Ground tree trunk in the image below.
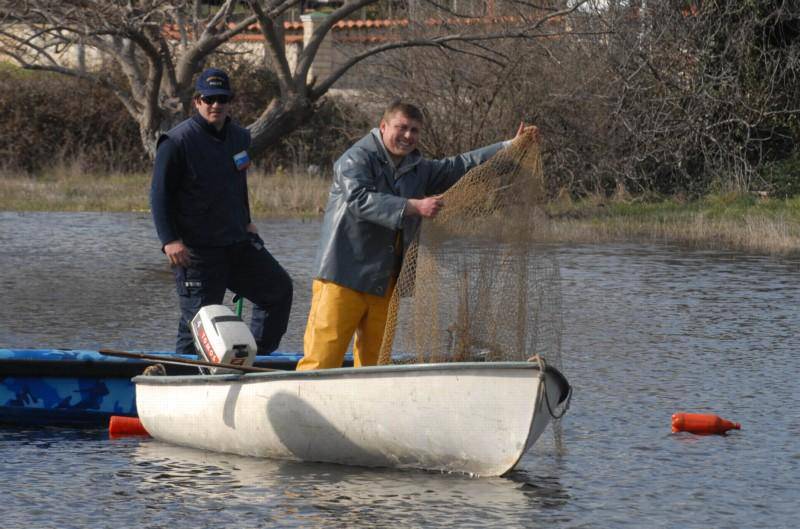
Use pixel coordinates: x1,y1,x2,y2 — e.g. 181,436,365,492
248,95,317,157
138,110,186,160
136,95,317,161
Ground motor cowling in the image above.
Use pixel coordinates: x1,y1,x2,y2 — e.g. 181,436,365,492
191,304,256,374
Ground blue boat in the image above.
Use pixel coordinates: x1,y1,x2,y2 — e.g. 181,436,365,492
0,348,315,426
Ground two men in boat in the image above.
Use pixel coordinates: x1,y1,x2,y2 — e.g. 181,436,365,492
150,68,293,356
150,67,537,366
296,100,539,370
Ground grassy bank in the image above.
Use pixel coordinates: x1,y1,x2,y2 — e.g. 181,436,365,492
544,193,800,255
2,171,799,256
0,168,331,217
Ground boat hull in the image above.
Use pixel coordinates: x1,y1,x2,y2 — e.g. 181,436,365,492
0,349,307,426
135,362,570,476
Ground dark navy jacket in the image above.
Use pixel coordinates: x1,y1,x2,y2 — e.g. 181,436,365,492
151,115,252,248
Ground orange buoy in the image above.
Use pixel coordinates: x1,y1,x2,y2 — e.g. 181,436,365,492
108,415,150,438
671,412,740,435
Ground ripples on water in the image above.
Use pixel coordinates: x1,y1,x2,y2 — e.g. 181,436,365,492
1,428,571,529
1,212,799,528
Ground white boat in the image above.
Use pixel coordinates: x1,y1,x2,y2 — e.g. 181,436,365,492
134,360,570,476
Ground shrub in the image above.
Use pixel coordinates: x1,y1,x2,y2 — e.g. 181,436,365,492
0,62,369,176
0,64,146,174
220,61,371,172
759,152,800,198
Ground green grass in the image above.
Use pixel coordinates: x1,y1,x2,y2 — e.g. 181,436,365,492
3,169,799,255
601,193,800,222
0,168,331,217
544,192,800,255
0,60,54,79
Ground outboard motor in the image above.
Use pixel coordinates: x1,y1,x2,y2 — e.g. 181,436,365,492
191,304,257,374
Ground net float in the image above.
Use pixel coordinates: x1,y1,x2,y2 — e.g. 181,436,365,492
671,412,740,435
108,415,150,437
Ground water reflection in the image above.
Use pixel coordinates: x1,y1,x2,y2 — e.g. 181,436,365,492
0,212,318,353
128,440,568,528
3,213,800,528
506,469,570,510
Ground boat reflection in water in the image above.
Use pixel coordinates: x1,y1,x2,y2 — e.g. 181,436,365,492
128,439,570,526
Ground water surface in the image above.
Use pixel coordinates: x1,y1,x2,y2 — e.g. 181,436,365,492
1,212,798,528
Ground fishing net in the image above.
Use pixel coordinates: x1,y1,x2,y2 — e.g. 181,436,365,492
377,133,563,373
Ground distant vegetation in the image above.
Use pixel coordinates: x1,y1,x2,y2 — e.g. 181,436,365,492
544,192,800,255
2,2,798,201
0,62,369,177
0,168,332,218
0,64,144,174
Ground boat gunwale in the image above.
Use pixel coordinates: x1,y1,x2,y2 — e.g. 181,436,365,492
134,361,568,393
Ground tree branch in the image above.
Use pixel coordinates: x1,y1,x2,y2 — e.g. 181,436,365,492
247,0,296,95
294,0,379,86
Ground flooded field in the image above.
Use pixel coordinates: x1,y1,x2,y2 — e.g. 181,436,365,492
1,212,798,528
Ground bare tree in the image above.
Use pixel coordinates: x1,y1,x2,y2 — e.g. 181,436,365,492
387,0,800,198
0,0,588,159
582,0,800,195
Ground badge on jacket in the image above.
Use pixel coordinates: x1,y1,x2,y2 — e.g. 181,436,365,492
233,151,250,171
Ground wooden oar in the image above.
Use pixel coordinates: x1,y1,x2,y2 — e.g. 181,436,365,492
98,348,278,373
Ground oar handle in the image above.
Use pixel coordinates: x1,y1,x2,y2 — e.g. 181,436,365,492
98,349,278,373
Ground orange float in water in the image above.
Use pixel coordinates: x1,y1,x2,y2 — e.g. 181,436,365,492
671,413,740,435
108,415,150,437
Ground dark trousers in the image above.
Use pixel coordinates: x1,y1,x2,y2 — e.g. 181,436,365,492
173,236,293,356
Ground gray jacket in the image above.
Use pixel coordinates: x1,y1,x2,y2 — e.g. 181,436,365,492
313,128,507,295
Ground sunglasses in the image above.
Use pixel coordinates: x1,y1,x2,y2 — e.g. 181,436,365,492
199,95,231,105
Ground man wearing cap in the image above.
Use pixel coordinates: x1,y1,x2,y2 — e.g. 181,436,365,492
150,68,293,356
297,100,538,370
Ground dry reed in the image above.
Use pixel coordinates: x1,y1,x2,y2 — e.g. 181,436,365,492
247,168,331,217
544,213,800,256
0,167,332,217
0,171,149,212
2,168,798,256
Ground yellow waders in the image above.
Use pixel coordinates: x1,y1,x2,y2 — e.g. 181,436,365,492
297,278,395,370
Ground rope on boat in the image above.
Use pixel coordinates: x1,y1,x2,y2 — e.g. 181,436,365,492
529,354,572,420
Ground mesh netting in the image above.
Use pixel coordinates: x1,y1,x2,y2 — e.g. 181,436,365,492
378,133,563,370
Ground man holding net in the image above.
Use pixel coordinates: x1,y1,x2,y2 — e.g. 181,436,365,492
297,100,538,370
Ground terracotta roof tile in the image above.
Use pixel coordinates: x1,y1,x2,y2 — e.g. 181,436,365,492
167,14,562,45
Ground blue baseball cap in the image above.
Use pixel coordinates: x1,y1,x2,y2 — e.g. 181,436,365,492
196,68,232,97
